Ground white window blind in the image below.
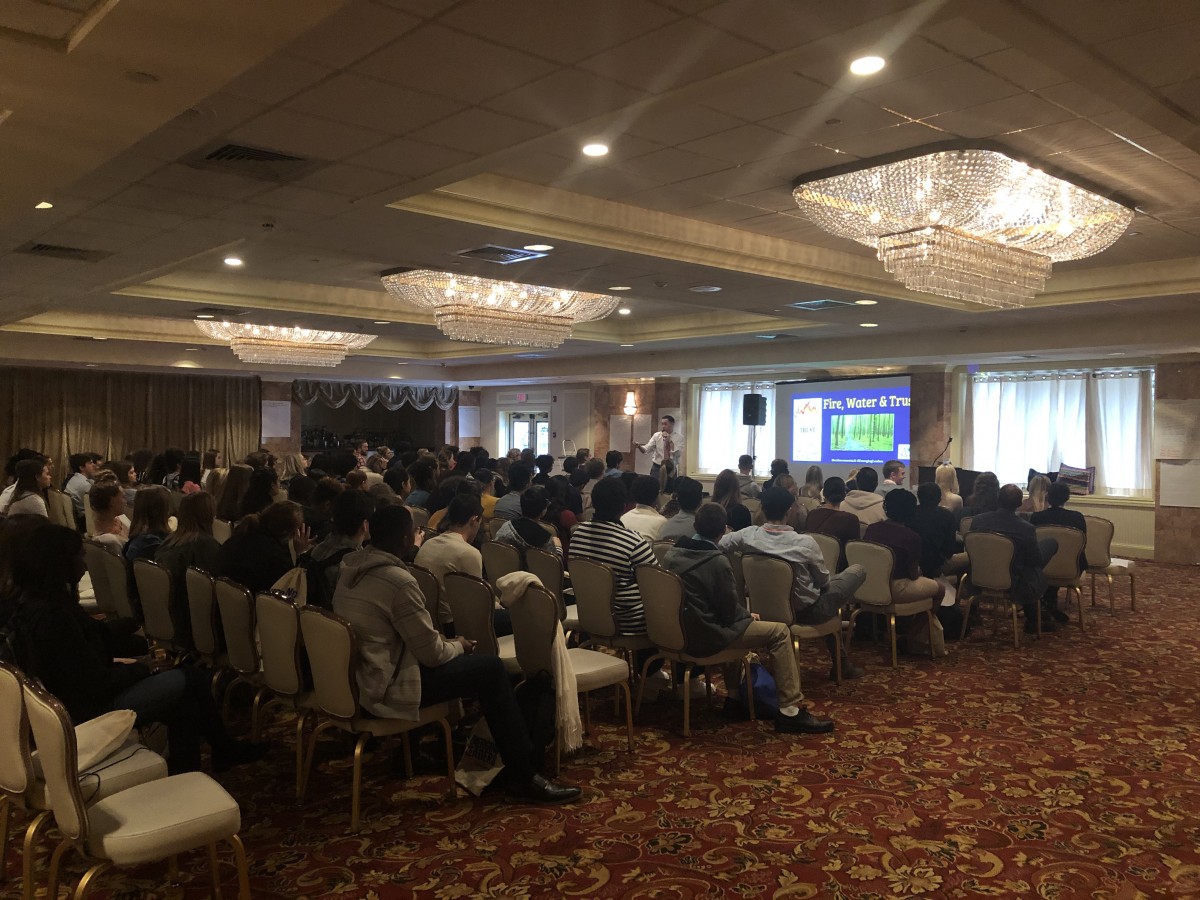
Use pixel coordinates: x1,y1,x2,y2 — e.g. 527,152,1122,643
695,383,775,477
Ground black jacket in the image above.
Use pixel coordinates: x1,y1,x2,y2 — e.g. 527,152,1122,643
663,537,751,657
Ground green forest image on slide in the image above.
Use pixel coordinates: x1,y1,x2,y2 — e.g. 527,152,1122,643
830,413,895,452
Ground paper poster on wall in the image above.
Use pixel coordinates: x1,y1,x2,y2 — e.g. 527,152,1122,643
1159,459,1200,508
458,405,480,439
1154,399,1200,459
632,413,652,474
261,400,292,439
609,415,632,451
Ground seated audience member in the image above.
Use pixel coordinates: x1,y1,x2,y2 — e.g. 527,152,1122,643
333,504,579,803
519,448,535,469
603,451,623,478
568,478,656,636
345,470,368,492
237,466,279,519
804,477,859,571
575,448,591,465
473,468,500,519
969,484,1059,633
962,471,1000,517
287,474,317,508
864,489,946,608
155,491,221,642
352,440,369,470
770,474,808,530
935,463,963,515
89,482,130,554
124,485,172,565
719,487,865,680
711,468,752,531
532,455,555,486
620,475,667,540
801,465,824,502
580,458,605,511
912,483,962,578
1019,474,1051,515
618,471,638,510
64,452,101,527
160,447,185,492
383,465,411,501
665,503,834,734
493,463,531,520
876,460,907,496
201,449,223,488
414,495,485,633
845,467,860,492
307,490,374,608
737,455,761,499
2,458,52,518
844,466,885,531
10,522,262,773
764,458,789,492
217,501,312,595
1029,481,1087,622
305,477,343,542
659,477,704,542
426,476,467,531
103,459,140,510
177,455,203,494
496,487,562,556
2,449,46,501
543,476,579,545
215,463,253,523
277,452,308,485
405,460,438,509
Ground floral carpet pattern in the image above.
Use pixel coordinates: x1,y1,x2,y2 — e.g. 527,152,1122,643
5,562,1199,898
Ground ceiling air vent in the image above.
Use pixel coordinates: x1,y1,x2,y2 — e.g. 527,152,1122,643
454,245,548,265
181,142,322,183
786,299,855,311
16,242,112,262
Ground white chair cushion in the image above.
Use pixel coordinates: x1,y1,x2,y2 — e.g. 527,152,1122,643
497,634,522,675
1108,558,1135,574
29,740,167,810
567,648,629,693
563,604,579,633
86,771,240,866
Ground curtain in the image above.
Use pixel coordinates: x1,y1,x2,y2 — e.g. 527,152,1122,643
966,369,1153,495
293,381,457,411
0,367,261,479
696,384,775,476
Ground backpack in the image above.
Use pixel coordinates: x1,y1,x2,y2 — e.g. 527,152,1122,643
305,547,355,610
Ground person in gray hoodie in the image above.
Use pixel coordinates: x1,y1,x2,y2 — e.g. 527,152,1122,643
663,502,834,735
842,465,886,532
332,503,581,805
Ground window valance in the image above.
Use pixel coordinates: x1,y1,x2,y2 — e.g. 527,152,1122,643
292,381,457,411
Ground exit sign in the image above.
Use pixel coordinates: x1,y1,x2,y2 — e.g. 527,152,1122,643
516,392,527,402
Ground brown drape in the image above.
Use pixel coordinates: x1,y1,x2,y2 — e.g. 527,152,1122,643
0,367,261,478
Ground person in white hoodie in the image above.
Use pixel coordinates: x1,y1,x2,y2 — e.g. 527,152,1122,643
842,465,886,533
332,503,581,805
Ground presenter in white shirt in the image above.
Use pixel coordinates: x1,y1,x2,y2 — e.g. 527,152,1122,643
637,415,680,479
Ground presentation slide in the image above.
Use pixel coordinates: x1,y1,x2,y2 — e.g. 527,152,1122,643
774,376,912,482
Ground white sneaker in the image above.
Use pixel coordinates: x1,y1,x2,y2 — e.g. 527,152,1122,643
675,675,709,700
641,669,670,698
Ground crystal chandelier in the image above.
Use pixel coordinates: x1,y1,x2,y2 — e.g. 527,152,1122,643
380,269,620,348
792,146,1134,308
194,321,377,367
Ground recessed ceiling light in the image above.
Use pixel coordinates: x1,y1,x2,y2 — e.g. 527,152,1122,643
608,285,632,291
185,347,200,351
34,201,53,210
389,375,404,379
195,314,215,319
223,256,243,267
756,334,778,340
92,336,108,341
618,307,631,315
84,363,97,367
849,56,886,76
373,320,390,325
854,299,878,306
1126,231,1141,236
859,322,879,328
523,243,554,252
582,143,609,157
620,343,634,347
689,285,722,293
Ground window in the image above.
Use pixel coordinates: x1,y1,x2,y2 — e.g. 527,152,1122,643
502,411,549,454
963,368,1153,495
695,383,775,476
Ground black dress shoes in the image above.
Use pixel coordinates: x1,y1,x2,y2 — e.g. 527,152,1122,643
775,708,835,734
507,774,582,805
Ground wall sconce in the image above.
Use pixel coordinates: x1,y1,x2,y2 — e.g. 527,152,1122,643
622,390,638,416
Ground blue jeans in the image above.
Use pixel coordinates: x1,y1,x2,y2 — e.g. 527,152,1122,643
113,667,232,772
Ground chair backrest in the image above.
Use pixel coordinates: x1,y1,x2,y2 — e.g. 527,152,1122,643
1037,525,1086,580
958,515,974,536
46,489,75,530
255,592,303,696
185,566,219,656
740,554,796,626
651,541,674,566
743,497,762,519
409,563,441,622
486,517,506,541
0,662,33,797
83,489,96,536
845,540,896,606
507,583,559,678
21,680,87,843
635,565,686,652
212,518,233,544
809,532,841,575
729,551,747,605
215,577,259,675
133,558,175,644
963,532,1016,592
1082,515,1114,569
419,526,438,544
523,547,564,615
409,506,430,529
83,539,135,619
568,557,618,639
298,606,358,721
481,540,522,589
443,572,499,656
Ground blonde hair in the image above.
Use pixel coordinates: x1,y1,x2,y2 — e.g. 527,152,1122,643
935,463,959,495
1026,474,1051,513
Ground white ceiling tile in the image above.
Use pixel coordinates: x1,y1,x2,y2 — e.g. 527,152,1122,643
1034,0,1200,47
620,184,713,213
484,68,649,128
821,121,947,159
1033,82,1119,118
974,48,1069,92
923,94,1076,140
228,109,390,161
702,72,844,123
625,104,746,146
372,0,462,19
1095,19,1200,87
672,165,782,200
287,72,463,134
108,183,231,218
285,2,422,69
60,174,132,203
612,147,732,183
762,96,906,141
917,15,1009,58
856,61,1025,120
407,108,550,155
755,144,857,180
293,163,409,197
679,123,798,164
346,135,474,177
222,53,332,106
549,167,661,200
140,163,274,201
79,202,194,231
1002,120,1125,158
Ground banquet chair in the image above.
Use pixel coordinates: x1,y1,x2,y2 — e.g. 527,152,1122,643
507,582,633,773
481,540,521,590
254,592,316,799
443,572,520,675
1037,525,1088,634
568,558,654,680
633,565,755,738
408,506,430,530
1082,515,1136,614
185,566,229,698
809,532,842,577
214,578,269,735
961,532,1029,648
297,607,455,831
212,518,233,544
409,563,443,623
741,553,847,684
651,541,675,566
132,559,186,660
21,679,248,900
486,517,507,541
82,539,136,620
845,540,938,666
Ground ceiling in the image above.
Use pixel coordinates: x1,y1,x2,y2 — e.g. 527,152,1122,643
2,0,1200,386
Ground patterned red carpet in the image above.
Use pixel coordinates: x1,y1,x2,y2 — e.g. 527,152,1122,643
6,562,1199,899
